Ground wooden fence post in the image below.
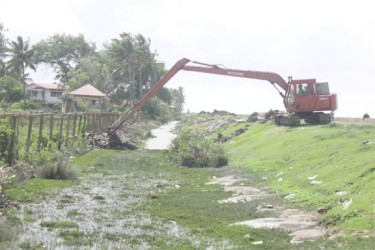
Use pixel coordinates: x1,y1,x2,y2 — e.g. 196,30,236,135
26,116,33,153
58,115,64,150
37,115,44,151
72,114,77,136
82,114,87,139
65,114,70,147
7,116,17,166
99,113,105,131
78,115,82,138
49,115,54,141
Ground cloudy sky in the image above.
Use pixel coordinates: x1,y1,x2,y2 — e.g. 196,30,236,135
1,0,374,117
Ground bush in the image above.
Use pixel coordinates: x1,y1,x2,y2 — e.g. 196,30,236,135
37,153,78,180
142,97,172,123
166,130,228,168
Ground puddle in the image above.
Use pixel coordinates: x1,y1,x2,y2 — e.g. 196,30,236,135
206,175,327,244
144,121,179,150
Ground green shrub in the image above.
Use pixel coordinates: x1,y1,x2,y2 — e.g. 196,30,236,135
166,130,228,168
22,100,44,110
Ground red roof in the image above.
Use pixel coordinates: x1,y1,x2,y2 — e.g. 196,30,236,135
31,83,68,90
69,84,106,97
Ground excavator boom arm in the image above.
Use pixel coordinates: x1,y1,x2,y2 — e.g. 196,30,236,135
183,64,288,91
108,58,288,133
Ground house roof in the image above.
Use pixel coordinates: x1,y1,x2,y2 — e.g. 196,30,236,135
68,84,106,97
29,83,68,91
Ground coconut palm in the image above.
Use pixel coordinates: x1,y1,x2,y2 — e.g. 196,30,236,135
7,36,36,109
106,33,163,102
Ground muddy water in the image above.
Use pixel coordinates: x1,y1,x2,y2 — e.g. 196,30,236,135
144,121,178,150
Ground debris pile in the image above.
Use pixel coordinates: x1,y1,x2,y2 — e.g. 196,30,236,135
88,130,138,150
215,128,247,143
199,109,236,116
109,130,138,150
88,132,110,148
88,120,156,150
205,120,233,134
247,109,280,123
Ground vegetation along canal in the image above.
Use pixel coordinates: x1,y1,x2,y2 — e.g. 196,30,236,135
1,117,374,249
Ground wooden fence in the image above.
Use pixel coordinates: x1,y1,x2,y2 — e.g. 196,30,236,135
0,112,119,166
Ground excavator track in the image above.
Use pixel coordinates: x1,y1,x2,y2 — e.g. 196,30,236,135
304,112,332,125
274,114,300,126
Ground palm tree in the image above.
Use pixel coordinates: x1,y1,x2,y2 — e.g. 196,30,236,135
107,33,163,103
7,36,36,109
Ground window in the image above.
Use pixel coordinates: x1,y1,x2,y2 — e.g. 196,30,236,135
297,83,308,96
31,90,38,97
51,91,62,97
316,82,330,95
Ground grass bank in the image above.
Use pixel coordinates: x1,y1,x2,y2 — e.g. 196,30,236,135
225,122,374,234
179,113,375,236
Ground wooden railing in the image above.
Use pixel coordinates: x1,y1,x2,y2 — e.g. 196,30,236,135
0,112,119,166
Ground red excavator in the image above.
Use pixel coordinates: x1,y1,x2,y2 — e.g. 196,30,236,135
109,58,337,133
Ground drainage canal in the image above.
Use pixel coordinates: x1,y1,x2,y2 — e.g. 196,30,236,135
144,121,179,150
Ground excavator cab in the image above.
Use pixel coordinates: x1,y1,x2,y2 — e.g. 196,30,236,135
283,78,337,124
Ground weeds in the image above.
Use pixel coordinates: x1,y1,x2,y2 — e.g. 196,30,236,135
37,153,78,180
166,130,228,168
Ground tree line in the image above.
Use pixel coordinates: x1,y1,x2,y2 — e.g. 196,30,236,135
0,22,184,121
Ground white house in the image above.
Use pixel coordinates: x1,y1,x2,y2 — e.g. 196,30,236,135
26,83,68,104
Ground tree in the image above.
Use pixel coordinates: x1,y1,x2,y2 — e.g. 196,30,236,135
0,23,7,78
171,86,185,115
33,33,96,83
7,36,36,109
69,53,114,94
0,76,23,103
7,36,36,81
105,33,165,103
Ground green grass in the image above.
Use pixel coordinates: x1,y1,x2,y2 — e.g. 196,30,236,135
40,221,79,229
147,166,292,249
214,122,375,233
6,178,77,203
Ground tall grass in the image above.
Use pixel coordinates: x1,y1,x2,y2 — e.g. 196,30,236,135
37,152,78,180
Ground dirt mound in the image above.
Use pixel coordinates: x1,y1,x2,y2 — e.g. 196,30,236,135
199,110,236,116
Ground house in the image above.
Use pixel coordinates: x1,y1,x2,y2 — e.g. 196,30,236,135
26,83,68,104
62,84,106,113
